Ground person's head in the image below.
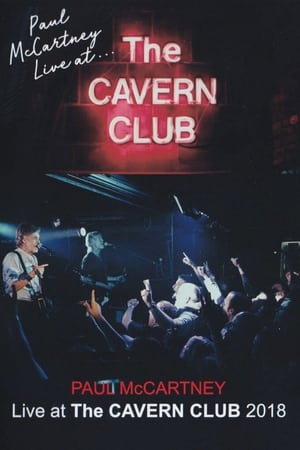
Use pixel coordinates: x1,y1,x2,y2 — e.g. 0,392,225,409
180,335,215,360
147,300,178,327
16,223,41,254
271,282,288,302
179,336,218,378
174,282,202,310
85,231,105,253
128,336,163,363
223,290,251,321
172,274,193,294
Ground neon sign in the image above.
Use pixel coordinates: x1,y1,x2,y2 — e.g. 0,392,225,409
87,35,217,146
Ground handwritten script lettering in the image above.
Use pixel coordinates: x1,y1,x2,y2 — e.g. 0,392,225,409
9,8,103,80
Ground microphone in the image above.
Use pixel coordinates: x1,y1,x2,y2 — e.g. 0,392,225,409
104,242,115,248
38,244,53,255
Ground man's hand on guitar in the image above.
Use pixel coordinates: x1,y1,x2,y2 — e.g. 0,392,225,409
108,272,127,285
33,263,49,279
117,273,127,283
80,275,113,291
80,275,94,286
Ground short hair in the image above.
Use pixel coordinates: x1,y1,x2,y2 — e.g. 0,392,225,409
85,231,102,249
227,291,251,314
177,273,193,283
175,282,202,308
179,282,201,300
16,223,40,247
272,282,288,296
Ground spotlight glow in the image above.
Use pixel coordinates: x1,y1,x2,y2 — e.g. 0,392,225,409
79,227,87,237
0,223,18,240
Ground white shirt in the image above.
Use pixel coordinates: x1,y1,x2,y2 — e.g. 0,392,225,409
2,248,42,301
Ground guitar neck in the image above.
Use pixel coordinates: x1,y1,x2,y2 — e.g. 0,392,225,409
93,280,112,291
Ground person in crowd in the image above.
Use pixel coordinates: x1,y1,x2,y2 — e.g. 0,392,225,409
182,252,224,305
229,256,257,299
229,256,287,330
179,335,220,378
216,290,261,385
271,280,292,306
142,281,202,331
139,280,214,358
284,269,300,300
122,297,177,342
179,283,259,382
82,289,178,349
171,273,194,299
81,289,174,378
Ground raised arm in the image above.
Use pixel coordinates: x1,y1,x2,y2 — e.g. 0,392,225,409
2,252,48,296
140,280,176,330
182,253,224,305
121,298,139,330
83,290,127,351
230,257,256,298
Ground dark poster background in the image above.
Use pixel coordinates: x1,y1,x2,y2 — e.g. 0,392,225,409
0,1,300,450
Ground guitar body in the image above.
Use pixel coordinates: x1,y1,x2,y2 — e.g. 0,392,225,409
80,275,113,291
68,253,127,306
34,295,53,320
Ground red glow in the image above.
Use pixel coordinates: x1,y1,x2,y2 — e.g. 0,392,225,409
121,36,181,63
88,76,217,106
60,18,226,172
289,114,299,125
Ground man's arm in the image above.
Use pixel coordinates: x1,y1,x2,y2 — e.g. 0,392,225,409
140,288,176,330
2,253,47,295
230,257,256,298
182,253,224,305
121,298,139,330
82,290,127,351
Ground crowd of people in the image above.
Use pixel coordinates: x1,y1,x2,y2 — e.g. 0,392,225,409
1,222,299,399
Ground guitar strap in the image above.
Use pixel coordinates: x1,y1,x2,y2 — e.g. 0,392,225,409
13,250,48,317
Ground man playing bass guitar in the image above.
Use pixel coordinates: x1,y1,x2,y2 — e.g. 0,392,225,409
80,231,126,306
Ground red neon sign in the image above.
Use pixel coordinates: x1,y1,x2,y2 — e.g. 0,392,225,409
85,35,217,147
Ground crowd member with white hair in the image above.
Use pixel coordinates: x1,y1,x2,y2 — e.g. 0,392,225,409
140,280,212,357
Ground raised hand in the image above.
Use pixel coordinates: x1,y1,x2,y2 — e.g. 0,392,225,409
140,288,152,308
196,266,206,278
127,298,139,308
83,289,102,320
230,257,240,268
182,252,196,268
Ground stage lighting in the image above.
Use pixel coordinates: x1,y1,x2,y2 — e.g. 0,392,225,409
188,208,203,220
0,222,18,240
51,217,62,228
173,194,208,220
173,195,185,214
79,227,87,237
46,173,153,210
